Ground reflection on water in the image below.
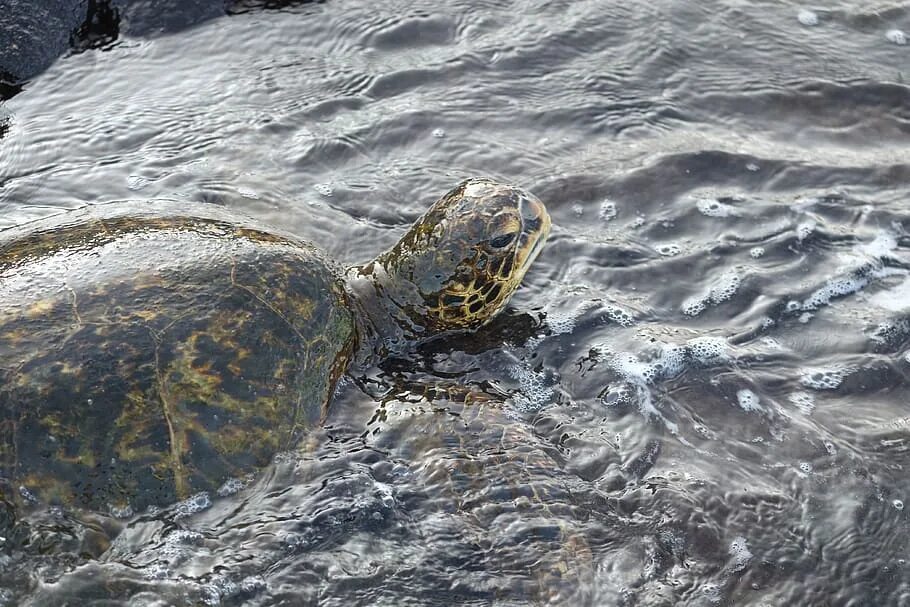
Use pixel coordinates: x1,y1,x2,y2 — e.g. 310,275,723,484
1,0,910,605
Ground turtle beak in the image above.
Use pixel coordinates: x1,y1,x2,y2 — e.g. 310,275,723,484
516,194,551,273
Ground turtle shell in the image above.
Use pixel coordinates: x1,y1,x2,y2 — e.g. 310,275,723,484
0,202,356,513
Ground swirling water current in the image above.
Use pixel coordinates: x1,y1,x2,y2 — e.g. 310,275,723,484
1,1,910,605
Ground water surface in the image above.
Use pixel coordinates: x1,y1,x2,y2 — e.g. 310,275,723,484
1,1,910,605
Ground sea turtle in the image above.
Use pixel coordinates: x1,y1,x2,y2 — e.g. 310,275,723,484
0,178,551,520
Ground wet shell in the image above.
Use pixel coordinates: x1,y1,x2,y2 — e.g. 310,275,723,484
0,202,356,512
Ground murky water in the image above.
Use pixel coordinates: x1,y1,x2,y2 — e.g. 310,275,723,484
1,1,910,605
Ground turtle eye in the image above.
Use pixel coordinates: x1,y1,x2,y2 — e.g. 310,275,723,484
489,232,518,249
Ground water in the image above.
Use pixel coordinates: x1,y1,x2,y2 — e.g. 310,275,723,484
1,1,910,605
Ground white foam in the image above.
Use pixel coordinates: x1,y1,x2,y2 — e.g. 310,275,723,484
735,389,762,412
746,163,760,172
749,247,765,258
728,537,752,572
173,492,213,518
599,200,618,220
886,29,907,45
788,391,815,415
802,276,869,310
657,243,681,257
217,477,249,497
800,367,850,391
797,9,819,26
571,203,584,216
432,128,446,138
507,362,555,412
688,336,729,364
109,503,135,518
606,305,635,327
796,221,816,242
905,352,910,364
695,197,738,217
683,269,743,316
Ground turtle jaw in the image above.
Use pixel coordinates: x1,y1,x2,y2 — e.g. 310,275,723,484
515,195,551,277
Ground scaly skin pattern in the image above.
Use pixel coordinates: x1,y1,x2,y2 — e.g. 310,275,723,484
0,210,355,512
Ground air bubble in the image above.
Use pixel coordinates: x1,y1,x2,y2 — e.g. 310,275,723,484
314,183,333,197
688,336,728,364
109,503,134,518
749,247,765,258
736,389,762,412
886,29,907,45
800,367,849,391
894,499,905,511
797,9,819,26
174,491,213,518
824,441,836,456
599,200,617,220
695,197,737,217
657,244,681,257
799,462,812,473
217,477,248,497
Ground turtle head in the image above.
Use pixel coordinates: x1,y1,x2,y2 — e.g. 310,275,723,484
369,178,550,336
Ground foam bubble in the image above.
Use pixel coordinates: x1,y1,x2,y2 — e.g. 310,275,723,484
797,9,819,26
599,200,618,220
606,305,635,327
683,269,743,316
788,391,815,415
729,537,752,572
571,203,584,216
799,462,813,474
749,247,765,258
746,162,760,172
824,441,836,456
894,499,905,511
314,183,333,197
688,336,728,364
217,477,249,498
886,29,907,46
657,243,681,257
800,367,850,391
696,197,738,217
432,128,446,137
802,276,868,310
736,389,762,412
109,503,134,518
796,221,816,242
507,362,555,412
174,492,213,518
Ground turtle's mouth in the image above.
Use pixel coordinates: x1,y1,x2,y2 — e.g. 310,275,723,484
515,196,551,275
